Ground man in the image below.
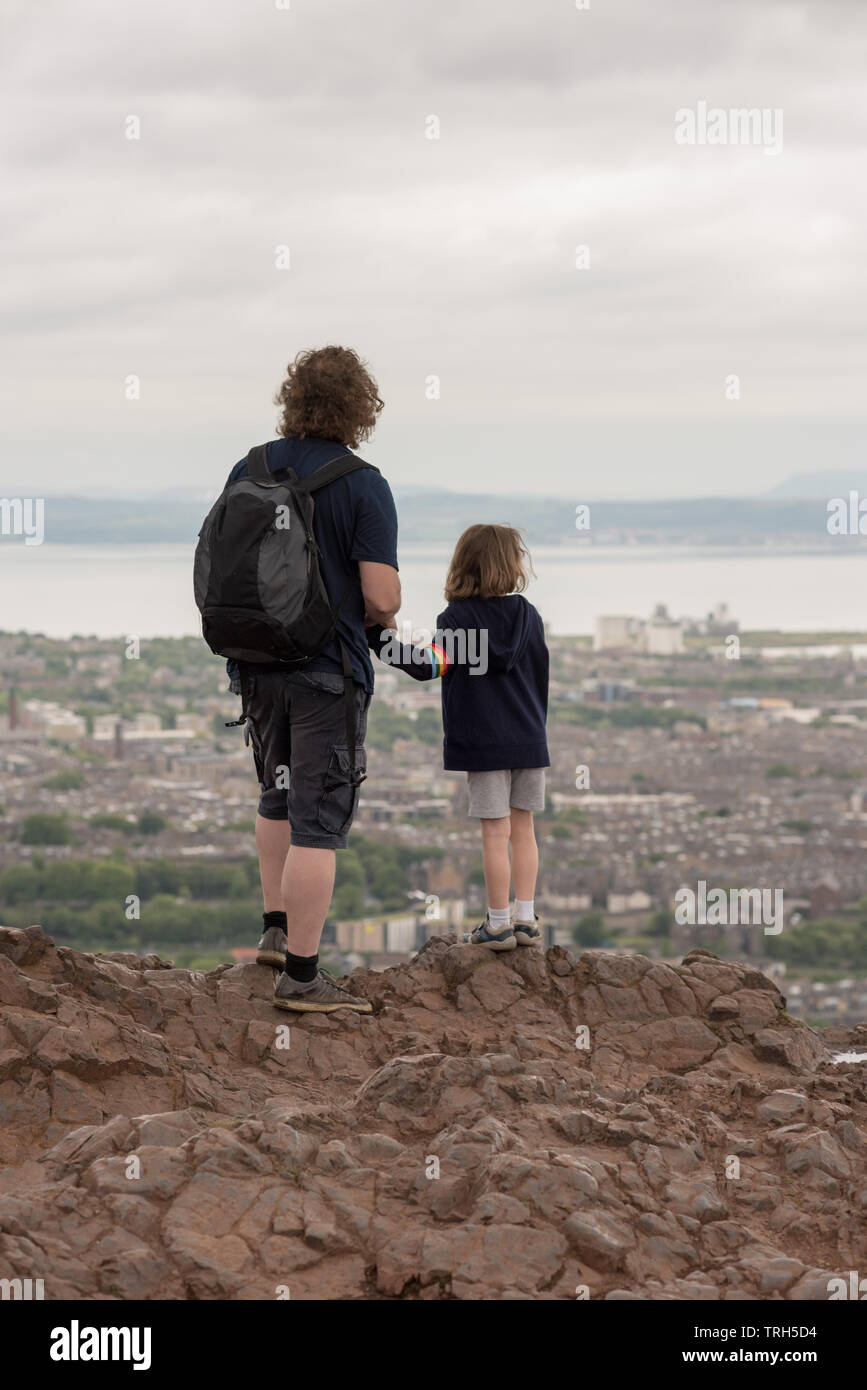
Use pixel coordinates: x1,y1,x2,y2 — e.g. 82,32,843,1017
225,346,400,1013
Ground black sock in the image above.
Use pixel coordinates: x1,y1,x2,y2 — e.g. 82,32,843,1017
263,910,287,932
284,950,318,983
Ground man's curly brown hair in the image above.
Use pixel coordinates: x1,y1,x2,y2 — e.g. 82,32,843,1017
274,345,383,448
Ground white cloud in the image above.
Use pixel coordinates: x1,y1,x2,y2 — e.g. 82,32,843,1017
1,0,864,497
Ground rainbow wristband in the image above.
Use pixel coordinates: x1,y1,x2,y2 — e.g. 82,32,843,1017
422,642,449,678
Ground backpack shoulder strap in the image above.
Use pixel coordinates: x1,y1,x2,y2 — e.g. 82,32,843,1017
246,443,271,482
299,454,381,494
338,639,366,789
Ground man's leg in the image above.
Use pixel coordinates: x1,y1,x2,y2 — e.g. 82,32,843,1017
256,814,291,912
244,673,294,966
273,673,372,1012
281,845,336,957
257,805,336,957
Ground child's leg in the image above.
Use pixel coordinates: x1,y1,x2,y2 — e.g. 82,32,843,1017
509,807,538,909
466,773,517,949
480,815,512,913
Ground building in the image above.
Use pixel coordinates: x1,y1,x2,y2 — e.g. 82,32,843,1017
20,701,87,741
334,913,419,954
595,616,643,651
595,606,685,655
645,615,685,655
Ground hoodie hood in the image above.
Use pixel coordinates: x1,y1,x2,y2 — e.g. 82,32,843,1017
438,594,536,675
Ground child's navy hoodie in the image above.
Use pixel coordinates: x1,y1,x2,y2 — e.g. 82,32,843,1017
370,593,550,773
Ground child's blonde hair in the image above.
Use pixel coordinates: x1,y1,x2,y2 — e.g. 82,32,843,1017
444,524,533,602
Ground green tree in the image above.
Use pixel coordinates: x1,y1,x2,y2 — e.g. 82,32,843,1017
0,864,41,905
646,909,673,938
90,813,135,835
42,770,85,791
366,705,417,751
572,911,606,947
137,859,184,897
18,813,71,846
43,860,94,901
90,862,136,902
414,707,443,746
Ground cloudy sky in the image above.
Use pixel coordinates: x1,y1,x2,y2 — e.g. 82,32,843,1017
3,0,864,498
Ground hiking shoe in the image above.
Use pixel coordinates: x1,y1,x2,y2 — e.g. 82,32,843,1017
273,968,373,1014
256,925,289,967
512,912,542,947
466,917,517,952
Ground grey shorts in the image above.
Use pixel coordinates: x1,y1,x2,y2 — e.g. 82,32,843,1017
243,667,370,850
466,767,546,819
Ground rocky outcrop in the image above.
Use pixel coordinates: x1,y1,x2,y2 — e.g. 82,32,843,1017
0,926,865,1300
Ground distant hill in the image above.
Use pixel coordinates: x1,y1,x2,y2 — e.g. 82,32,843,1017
765,472,867,499
0,488,844,546
391,491,834,546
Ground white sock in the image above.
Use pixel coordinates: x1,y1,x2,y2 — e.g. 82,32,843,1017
487,906,511,932
515,899,534,923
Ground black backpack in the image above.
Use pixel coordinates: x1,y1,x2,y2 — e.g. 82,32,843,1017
194,441,380,783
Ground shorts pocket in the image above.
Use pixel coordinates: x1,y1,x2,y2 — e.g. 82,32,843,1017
317,746,366,836
294,670,346,696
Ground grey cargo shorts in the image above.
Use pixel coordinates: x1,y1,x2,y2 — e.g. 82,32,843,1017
242,667,370,849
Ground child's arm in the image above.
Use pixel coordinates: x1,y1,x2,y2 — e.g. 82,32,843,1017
366,624,449,682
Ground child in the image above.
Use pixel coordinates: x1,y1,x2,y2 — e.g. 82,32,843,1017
368,523,549,951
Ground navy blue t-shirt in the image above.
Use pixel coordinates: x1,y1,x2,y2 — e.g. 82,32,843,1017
225,436,398,692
